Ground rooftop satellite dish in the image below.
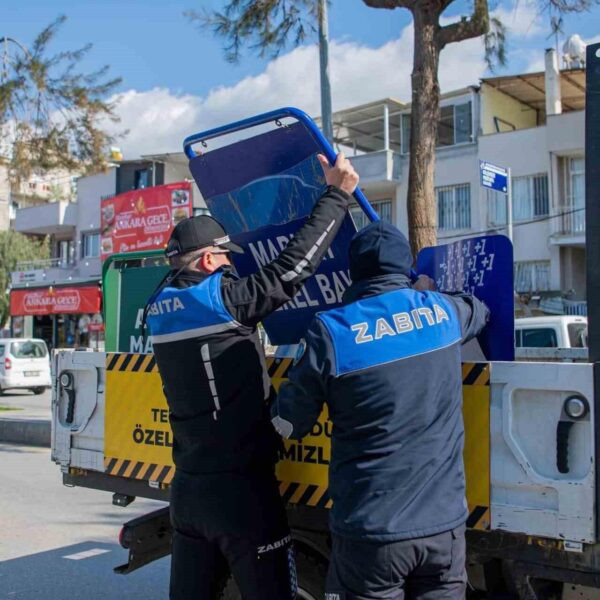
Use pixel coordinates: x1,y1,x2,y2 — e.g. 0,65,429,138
563,34,586,69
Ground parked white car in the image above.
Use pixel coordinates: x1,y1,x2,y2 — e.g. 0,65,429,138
0,338,52,395
515,315,588,348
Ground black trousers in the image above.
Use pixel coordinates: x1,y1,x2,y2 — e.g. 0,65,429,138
326,525,467,600
169,467,297,599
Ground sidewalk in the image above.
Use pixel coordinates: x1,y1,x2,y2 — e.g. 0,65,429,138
0,390,51,447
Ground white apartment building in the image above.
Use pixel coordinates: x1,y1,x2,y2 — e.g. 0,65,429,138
333,49,587,313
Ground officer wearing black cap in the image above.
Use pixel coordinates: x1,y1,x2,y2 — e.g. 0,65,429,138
145,153,359,599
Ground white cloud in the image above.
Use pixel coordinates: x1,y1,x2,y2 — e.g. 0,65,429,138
111,29,488,158
114,1,565,158
491,1,545,37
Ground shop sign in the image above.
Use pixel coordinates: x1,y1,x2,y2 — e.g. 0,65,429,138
100,182,192,259
10,286,101,316
11,269,46,285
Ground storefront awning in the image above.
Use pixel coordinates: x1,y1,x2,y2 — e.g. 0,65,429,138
10,285,101,317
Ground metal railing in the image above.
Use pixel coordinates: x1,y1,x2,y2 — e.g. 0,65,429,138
554,202,586,235
15,257,75,271
563,300,588,316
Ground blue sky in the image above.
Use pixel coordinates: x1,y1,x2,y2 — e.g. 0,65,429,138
4,0,599,156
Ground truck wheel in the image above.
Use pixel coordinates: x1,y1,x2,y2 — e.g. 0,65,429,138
218,547,327,600
31,387,47,395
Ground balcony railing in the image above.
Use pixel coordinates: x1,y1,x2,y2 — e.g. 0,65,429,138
555,202,585,236
563,299,588,316
15,257,75,271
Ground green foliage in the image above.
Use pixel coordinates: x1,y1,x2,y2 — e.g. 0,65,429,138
0,231,49,328
0,16,122,185
186,0,320,63
484,17,507,71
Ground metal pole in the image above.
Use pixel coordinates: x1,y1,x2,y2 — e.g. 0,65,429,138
383,103,390,151
507,167,513,243
318,0,333,144
585,43,600,362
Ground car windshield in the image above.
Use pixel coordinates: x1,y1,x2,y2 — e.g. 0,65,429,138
520,328,558,348
10,341,48,358
568,323,588,348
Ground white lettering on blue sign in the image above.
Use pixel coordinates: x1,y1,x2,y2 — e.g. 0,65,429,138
480,160,508,193
350,303,450,345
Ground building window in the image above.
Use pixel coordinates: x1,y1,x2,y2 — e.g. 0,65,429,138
82,232,100,258
567,157,585,208
487,189,507,227
134,169,150,189
58,239,75,267
350,200,393,230
488,174,549,225
400,114,411,154
436,184,471,230
514,260,551,293
401,101,472,154
513,174,549,221
559,156,585,234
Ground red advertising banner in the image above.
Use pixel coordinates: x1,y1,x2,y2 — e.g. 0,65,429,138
100,182,192,259
10,286,101,316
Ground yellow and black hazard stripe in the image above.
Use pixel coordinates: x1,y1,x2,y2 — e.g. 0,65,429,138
279,481,332,509
466,505,490,530
461,362,490,386
277,480,489,527
267,357,490,386
106,352,158,373
104,457,174,485
266,357,293,380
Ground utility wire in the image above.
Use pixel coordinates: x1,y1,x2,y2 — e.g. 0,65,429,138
437,206,586,241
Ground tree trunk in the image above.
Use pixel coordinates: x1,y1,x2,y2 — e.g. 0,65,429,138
406,4,441,258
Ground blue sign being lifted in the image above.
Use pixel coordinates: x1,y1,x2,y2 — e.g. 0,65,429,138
184,108,377,346
480,160,508,193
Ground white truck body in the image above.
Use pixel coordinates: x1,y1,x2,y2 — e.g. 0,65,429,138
51,349,597,546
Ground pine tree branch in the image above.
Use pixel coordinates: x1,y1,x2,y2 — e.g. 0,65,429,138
362,0,417,9
436,0,489,47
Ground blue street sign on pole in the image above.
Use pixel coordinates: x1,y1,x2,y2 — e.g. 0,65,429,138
480,160,509,193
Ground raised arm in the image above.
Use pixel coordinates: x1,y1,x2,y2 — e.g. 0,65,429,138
222,154,359,326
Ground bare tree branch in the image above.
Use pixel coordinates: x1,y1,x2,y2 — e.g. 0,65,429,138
436,0,489,47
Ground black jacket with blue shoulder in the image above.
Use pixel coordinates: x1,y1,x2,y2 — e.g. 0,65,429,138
271,222,489,541
146,186,351,475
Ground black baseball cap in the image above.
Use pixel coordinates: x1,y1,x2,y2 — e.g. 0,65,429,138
165,215,244,258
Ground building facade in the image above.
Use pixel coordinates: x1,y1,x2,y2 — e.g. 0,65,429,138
332,49,587,313
9,154,207,348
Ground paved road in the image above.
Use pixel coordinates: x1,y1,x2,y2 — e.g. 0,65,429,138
0,443,170,599
0,389,51,420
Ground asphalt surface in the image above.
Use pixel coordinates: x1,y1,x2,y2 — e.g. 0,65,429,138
0,443,170,599
0,388,51,420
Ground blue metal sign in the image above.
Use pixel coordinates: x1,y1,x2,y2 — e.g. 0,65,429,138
480,160,508,193
185,109,372,345
416,234,514,361
232,216,355,343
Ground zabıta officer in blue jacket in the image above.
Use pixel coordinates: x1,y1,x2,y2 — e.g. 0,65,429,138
271,221,489,599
